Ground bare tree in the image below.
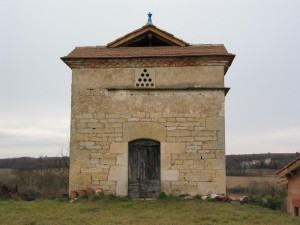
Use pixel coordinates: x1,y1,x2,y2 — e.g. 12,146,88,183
55,147,70,193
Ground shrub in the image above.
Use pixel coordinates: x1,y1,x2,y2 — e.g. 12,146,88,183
158,192,181,200
248,186,287,211
158,192,168,199
193,195,202,200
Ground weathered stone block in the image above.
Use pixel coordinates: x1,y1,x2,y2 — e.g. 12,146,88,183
161,143,185,154
127,118,139,122
161,170,179,181
178,153,199,160
216,150,225,159
161,181,171,194
87,123,104,128
214,169,225,182
81,167,106,173
183,160,194,165
202,141,224,150
176,137,194,142
206,117,224,130
201,153,216,159
171,181,188,186
89,159,99,164
92,174,108,180
77,113,94,119
79,142,94,146
95,164,110,169
110,142,128,153
197,181,225,195
90,153,103,159
103,127,115,133
161,153,171,170
85,145,102,150
116,180,128,196
116,153,128,166
105,123,123,128
106,114,121,119
168,130,190,137
204,159,225,170
70,164,82,174
171,164,189,170
92,180,100,185
191,130,217,137
185,172,212,182
189,164,204,170
108,166,128,181
104,153,118,159
100,158,116,165
150,113,162,118
107,118,126,123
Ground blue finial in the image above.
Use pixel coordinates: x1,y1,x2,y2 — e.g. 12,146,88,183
147,12,152,24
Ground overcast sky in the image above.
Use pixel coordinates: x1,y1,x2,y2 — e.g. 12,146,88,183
1,0,300,158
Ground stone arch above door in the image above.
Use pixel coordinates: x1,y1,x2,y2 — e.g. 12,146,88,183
123,122,166,142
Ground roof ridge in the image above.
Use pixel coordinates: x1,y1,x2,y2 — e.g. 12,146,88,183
73,44,225,49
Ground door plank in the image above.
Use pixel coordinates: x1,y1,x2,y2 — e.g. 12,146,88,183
128,139,160,198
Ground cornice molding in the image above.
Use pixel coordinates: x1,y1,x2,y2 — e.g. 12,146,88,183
63,56,233,71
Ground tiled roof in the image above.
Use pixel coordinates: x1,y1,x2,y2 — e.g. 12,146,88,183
276,157,300,178
61,45,234,59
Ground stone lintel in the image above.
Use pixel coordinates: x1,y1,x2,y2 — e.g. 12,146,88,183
123,122,166,142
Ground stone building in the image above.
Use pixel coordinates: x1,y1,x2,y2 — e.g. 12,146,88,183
277,158,300,216
61,18,235,198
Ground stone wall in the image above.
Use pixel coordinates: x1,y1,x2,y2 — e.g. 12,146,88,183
69,64,226,196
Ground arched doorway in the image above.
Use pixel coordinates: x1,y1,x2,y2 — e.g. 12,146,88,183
128,139,160,198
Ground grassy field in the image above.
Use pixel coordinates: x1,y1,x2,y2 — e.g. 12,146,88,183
0,198,299,225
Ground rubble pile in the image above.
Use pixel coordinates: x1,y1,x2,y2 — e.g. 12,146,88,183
202,193,248,204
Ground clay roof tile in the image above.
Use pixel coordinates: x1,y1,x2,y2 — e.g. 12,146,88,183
62,45,233,59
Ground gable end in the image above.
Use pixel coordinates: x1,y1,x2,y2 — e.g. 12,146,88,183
107,24,189,47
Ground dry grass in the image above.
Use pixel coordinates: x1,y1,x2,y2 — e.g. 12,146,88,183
227,176,278,189
0,198,299,225
0,169,15,182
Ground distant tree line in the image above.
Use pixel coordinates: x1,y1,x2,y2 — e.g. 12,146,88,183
226,153,299,176
0,156,69,170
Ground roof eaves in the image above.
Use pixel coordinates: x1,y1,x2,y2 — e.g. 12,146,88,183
61,53,234,60
276,158,300,178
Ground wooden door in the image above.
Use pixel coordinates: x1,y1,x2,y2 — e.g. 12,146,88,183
128,139,160,198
